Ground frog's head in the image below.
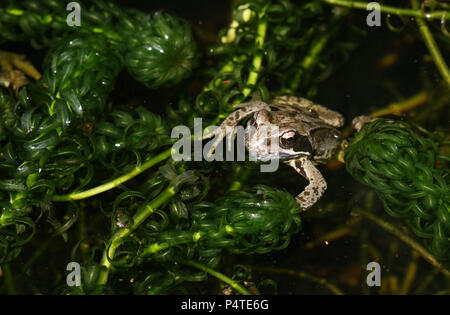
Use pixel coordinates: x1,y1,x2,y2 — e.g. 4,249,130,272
244,109,313,160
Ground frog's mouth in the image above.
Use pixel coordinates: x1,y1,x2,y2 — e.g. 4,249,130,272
278,152,307,159
247,151,304,161
247,152,282,162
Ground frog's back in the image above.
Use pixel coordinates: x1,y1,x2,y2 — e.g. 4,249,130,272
269,96,344,128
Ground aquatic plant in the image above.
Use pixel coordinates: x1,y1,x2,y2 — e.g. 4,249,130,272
345,119,450,261
0,0,449,295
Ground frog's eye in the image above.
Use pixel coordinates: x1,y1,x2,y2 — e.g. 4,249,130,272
280,131,297,147
280,130,312,153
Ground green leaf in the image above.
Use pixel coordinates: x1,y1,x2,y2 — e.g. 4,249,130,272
0,179,26,191
54,98,71,127
61,89,83,116
20,106,39,134
96,122,122,138
26,131,60,151
92,135,111,158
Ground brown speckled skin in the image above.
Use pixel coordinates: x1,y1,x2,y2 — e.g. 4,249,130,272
203,96,345,210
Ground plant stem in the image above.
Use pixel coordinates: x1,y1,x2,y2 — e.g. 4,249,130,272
411,0,450,88
97,185,176,286
324,0,450,86
322,0,450,20
289,32,333,92
248,265,344,295
414,268,439,294
369,91,427,117
360,227,370,295
52,148,173,201
353,208,450,278
52,109,235,202
240,5,268,100
303,216,361,249
399,251,419,294
140,239,194,256
184,260,251,295
227,165,255,192
342,91,427,137
203,61,235,92
0,264,16,294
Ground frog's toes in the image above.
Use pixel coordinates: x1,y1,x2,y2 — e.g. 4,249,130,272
352,115,377,132
202,127,227,158
0,69,28,92
0,50,41,92
204,137,222,158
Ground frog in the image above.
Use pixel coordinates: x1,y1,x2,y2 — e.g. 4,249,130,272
0,50,41,92
202,95,352,210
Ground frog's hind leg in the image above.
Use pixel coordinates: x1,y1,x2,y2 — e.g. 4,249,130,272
288,158,327,211
272,96,344,128
202,101,270,158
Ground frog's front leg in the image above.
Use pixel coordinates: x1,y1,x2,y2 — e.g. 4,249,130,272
202,101,270,157
287,158,327,210
352,115,377,132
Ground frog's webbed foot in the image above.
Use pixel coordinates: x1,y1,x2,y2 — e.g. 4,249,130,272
0,51,41,92
272,96,344,128
202,101,270,158
351,115,377,132
288,158,327,211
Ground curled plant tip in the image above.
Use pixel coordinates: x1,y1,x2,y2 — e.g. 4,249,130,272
172,171,199,190
441,12,450,37
159,164,199,191
123,11,198,89
158,164,178,182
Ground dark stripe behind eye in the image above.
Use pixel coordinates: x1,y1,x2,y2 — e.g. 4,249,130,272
293,134,313,154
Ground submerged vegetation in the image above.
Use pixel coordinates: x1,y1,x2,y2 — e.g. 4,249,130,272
0,0,449,294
